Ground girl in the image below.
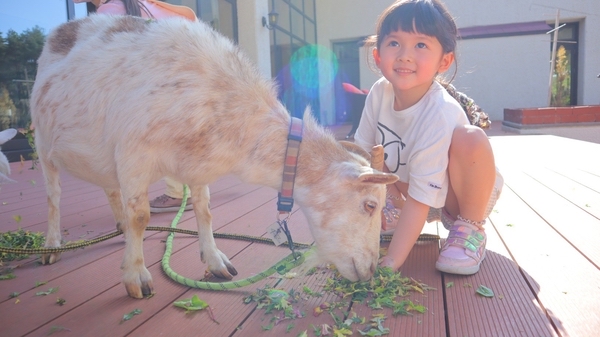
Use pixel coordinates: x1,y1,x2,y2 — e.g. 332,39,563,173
354,0,503,275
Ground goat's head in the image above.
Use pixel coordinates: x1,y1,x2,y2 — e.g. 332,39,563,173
295,136,397,281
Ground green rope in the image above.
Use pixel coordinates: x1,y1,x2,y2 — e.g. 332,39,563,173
159,185,311,290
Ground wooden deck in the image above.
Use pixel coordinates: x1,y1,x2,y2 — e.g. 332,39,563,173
1,125,599,337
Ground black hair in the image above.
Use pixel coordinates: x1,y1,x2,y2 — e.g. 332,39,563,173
366,0,458,80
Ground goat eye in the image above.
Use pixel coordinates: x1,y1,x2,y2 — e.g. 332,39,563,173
364,201,377,215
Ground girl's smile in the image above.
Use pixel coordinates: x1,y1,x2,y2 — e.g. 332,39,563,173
373,29,454,110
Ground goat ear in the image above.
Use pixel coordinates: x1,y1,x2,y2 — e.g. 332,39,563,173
339,141,371,161
358,171,398,185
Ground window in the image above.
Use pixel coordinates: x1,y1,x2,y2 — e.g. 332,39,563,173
550,22,578,106
268,0,318,120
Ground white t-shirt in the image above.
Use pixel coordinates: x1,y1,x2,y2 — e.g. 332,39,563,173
354,78,469,208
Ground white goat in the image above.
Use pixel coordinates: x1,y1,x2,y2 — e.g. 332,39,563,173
0,128,17,184
31,15,398,298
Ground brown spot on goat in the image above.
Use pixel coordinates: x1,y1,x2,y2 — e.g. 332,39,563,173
106,16,149,36
47,20,82,55
34,80,54,113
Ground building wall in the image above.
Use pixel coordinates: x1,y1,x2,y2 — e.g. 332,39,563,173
236,0,272,79
315,0,600,122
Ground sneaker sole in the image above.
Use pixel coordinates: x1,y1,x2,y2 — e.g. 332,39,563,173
150,205,193,213
435,250,486,275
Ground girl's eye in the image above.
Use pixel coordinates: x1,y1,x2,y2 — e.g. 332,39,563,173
388,41,399,47
416,42,427,49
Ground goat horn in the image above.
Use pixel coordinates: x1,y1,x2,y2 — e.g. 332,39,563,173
370,145,384,171
339,140,371,161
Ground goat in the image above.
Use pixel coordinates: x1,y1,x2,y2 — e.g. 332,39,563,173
31,15,398,298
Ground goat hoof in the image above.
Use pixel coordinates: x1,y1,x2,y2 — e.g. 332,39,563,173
227,264,238,277
123,266,154,298
210,263,238,280
125,280,154,299
41,253,61,265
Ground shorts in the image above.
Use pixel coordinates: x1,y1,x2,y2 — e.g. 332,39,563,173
427,168,504,229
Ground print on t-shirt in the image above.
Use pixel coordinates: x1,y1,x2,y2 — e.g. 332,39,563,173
377,122,406,173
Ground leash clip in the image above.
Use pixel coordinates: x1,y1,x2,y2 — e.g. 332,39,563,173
276,217,297,258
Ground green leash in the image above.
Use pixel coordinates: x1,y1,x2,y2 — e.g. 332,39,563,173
160,185,311,290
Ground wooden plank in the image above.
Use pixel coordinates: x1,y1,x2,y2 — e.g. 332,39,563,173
524,167,600,219
490,179,600,337
489,135,600,172
547,166,600,194
443,218,557,337
504,169,600,268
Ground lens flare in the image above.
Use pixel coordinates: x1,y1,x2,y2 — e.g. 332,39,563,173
289,45,339,98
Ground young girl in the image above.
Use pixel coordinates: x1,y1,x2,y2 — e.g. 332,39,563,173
354,0,503,275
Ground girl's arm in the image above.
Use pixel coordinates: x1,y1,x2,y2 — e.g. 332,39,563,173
380,194,429,270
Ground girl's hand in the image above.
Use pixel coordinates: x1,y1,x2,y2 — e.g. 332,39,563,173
379,256,395,269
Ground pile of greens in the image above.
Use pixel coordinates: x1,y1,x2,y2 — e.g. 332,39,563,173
0,228,45,262
324,266,431,316
244,266,434,336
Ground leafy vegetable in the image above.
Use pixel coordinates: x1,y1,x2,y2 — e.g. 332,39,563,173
0,273,16,280
174,294,209,312
0,228,45,262
47,326,71,335
35,287,59,296
302,285,322,297
120,308,142,323
246,266,431,335
359,315,390,336
476,285,494,298
324,267,431,316
173,294,219,323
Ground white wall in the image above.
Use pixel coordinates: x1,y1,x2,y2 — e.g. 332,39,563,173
237,0,271,79
315,0,600,123
454,35,550,114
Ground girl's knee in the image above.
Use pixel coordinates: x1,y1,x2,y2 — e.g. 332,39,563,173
450,125,491,158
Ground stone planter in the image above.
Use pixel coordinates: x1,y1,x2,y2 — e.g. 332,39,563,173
503,105,600,128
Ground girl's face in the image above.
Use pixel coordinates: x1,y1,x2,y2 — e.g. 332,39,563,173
373,29,454,106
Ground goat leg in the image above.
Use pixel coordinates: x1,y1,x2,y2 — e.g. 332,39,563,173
192,185,238,279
